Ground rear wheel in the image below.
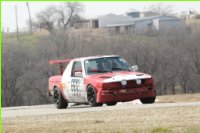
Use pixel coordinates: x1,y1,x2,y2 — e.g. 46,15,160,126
106,102,117,106
54,87,68,109
87,85,103,107
140,97,156,104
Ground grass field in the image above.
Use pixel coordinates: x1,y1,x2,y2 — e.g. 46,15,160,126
157,93,200,103
2,93,200,133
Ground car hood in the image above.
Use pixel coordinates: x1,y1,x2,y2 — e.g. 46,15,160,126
87,71,151,83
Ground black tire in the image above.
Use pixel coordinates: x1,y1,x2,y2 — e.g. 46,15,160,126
54,87,68,109
106,102,117,106
140,97,156,104
87,85,103,107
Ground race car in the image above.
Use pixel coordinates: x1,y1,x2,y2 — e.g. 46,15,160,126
48,55,156,109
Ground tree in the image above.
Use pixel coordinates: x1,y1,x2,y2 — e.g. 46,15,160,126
36,6,57,33
35,2,83,33
56,2,83,30
2,42,31,106
149,3,173,16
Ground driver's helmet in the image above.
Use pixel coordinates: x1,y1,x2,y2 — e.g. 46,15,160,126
97,61,103,71
102,59,112,70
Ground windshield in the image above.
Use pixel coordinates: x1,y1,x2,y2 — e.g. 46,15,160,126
84,57,132,75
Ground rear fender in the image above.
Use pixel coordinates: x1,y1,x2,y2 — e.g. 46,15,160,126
53,85,68,101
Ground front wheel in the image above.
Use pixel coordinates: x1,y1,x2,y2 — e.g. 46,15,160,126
87,85,103,107
54,87,68,109
140,97,156,104
106,102,117,106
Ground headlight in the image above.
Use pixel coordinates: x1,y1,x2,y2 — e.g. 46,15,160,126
136,79,142,85
121,80,127,86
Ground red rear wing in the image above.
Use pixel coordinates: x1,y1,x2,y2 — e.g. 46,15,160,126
49,59,71,65
49,59,71,75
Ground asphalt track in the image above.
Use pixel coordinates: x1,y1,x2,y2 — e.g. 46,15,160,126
2,100,200,118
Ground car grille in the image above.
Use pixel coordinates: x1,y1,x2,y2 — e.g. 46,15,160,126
103,78,152,90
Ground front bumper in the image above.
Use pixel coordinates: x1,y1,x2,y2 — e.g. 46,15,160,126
97,87,156,103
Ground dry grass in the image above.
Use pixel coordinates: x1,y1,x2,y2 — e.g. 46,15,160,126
2,94,200,133
2,106,200,133
157,93,200,103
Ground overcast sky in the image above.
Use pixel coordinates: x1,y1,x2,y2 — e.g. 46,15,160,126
2,2,200,32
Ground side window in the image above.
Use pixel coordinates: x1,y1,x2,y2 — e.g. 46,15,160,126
71,61,82,77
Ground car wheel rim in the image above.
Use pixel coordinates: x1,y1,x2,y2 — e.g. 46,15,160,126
87,88,96,103
54,89,59,105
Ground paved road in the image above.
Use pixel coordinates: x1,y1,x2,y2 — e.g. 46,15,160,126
2,100,200,118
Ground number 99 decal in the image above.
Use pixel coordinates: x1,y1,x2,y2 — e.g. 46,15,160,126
71,79,81,95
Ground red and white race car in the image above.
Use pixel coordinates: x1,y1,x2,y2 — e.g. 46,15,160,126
48,55,156,109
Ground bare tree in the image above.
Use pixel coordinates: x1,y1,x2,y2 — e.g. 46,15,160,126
149,3,173,16
56,2,83,31
36,6,57,33
35,2,83,33
2,42,31,106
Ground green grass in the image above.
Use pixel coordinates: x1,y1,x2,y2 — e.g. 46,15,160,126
151,127,172,133
185,127,200,133
2,32,45,43
2,28,157,44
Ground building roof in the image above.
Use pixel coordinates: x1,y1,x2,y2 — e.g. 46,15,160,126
107,16,181,27
75,18,98,23
98,14,133,27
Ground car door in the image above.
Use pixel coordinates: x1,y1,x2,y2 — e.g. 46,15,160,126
69,61,87,103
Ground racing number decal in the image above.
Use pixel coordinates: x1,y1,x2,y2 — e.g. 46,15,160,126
71,79,81,95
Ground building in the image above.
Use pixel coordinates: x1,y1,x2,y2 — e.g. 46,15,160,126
126,8,140,18
72,9,185,35
185,13,200,32
98,14,133,28
73,19,99,29
126,8,158,18
106,16,185,34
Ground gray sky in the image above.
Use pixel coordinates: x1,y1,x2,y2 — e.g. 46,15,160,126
2,2,200,32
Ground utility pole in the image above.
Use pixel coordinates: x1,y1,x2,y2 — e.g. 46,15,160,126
26,2,33,34
15,5,19,40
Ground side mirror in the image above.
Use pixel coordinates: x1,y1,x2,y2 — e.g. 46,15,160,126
74,71,83,77
132,65,139,71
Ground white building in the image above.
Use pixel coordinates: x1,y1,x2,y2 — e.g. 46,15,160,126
106,16,185,34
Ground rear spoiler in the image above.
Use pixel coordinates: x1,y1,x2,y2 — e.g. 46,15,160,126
49,59,71,75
